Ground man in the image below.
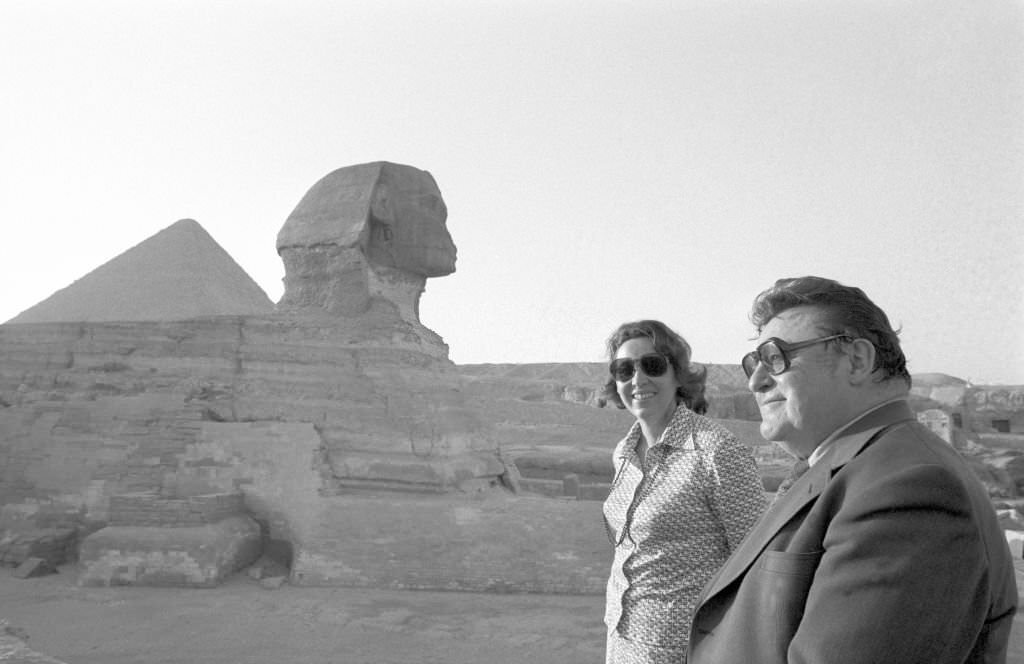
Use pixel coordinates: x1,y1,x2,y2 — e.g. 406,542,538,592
687,276,1017,664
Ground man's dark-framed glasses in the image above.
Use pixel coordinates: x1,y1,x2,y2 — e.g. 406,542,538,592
609,354,670,382
741,334,851,378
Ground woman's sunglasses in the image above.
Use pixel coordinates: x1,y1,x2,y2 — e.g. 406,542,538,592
609,354,670,382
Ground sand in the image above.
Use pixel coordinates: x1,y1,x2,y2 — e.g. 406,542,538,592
0,566,604,664
2,562,1023,664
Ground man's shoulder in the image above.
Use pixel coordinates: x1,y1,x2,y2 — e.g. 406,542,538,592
833,419,991,509
857,418,966,465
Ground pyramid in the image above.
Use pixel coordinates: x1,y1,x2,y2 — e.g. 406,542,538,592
7,219,275,324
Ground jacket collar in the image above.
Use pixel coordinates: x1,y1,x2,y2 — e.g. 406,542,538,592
778,399,913,504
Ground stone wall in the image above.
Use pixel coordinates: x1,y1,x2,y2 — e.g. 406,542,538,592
107,493,247,528
965,386,1024,434
0,314,499,523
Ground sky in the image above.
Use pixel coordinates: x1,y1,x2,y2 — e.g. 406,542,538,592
1,1,1022,384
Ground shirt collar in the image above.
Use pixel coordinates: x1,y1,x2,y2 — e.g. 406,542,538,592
807,397,907,467
618,405,697,459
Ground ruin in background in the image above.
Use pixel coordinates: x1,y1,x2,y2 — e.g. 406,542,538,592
0,162,1022,592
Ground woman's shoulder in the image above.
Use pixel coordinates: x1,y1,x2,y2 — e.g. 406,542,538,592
611,422,641,459
677,409,744,449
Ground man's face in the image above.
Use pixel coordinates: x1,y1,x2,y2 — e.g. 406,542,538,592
747,305,854,459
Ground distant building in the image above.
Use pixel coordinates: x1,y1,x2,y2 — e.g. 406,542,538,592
964,387,1024,435
917,409,953,444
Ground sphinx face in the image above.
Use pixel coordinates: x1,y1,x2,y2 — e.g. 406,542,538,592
367,165,457,277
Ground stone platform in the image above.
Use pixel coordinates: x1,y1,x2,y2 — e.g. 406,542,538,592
78,516,261,588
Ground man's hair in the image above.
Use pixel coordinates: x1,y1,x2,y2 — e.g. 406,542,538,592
599,319,708,414
750,276,911,387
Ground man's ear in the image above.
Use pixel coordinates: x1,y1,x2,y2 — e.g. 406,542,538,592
846,338,877,384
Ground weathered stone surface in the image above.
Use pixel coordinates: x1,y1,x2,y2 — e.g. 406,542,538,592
108,491,247,527
11,558,53,579
276,162,456,324
965,386,1024,434
78,515,261,587
6,219,273,324
0,619,68,663
0,528,77,569
260,575,286,589
0,316,501,518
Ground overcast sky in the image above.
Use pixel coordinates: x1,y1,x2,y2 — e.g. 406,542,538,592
2,1,1022,384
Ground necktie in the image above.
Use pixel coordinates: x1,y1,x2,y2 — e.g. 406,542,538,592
773,458,810,504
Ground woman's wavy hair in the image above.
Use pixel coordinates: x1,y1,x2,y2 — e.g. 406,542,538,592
599,319,708,414
750,276,911,387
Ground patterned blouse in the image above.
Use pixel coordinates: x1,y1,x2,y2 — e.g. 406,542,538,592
603,405,766,663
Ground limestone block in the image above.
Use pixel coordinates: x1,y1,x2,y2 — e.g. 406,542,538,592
260,575,287,589
78,515,261,587
0,528,77,568
498,459,522,494
517,478,563,498
577,483,611,502
107,492,247,527
562,474,580,497
12,557,55,579
513,452,613,484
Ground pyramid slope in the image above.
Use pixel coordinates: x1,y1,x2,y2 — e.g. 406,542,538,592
7,219,275,324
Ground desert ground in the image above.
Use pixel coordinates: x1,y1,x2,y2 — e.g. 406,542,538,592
0,565,604,664
2,561,1024,664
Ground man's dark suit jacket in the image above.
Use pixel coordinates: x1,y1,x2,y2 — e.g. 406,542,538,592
687,400,1017,664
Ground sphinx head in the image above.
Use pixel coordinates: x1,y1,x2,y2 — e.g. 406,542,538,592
276,162,456,318
364,164,456,277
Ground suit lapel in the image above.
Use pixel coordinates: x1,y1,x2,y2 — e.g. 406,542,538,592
698,459,832,601
697,401,915,604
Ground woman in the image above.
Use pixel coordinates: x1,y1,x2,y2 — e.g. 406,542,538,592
602,320,766,664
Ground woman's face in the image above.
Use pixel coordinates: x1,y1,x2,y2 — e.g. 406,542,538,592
614,337,680,429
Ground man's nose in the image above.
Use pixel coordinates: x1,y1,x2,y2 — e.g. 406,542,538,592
747,361,772,393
